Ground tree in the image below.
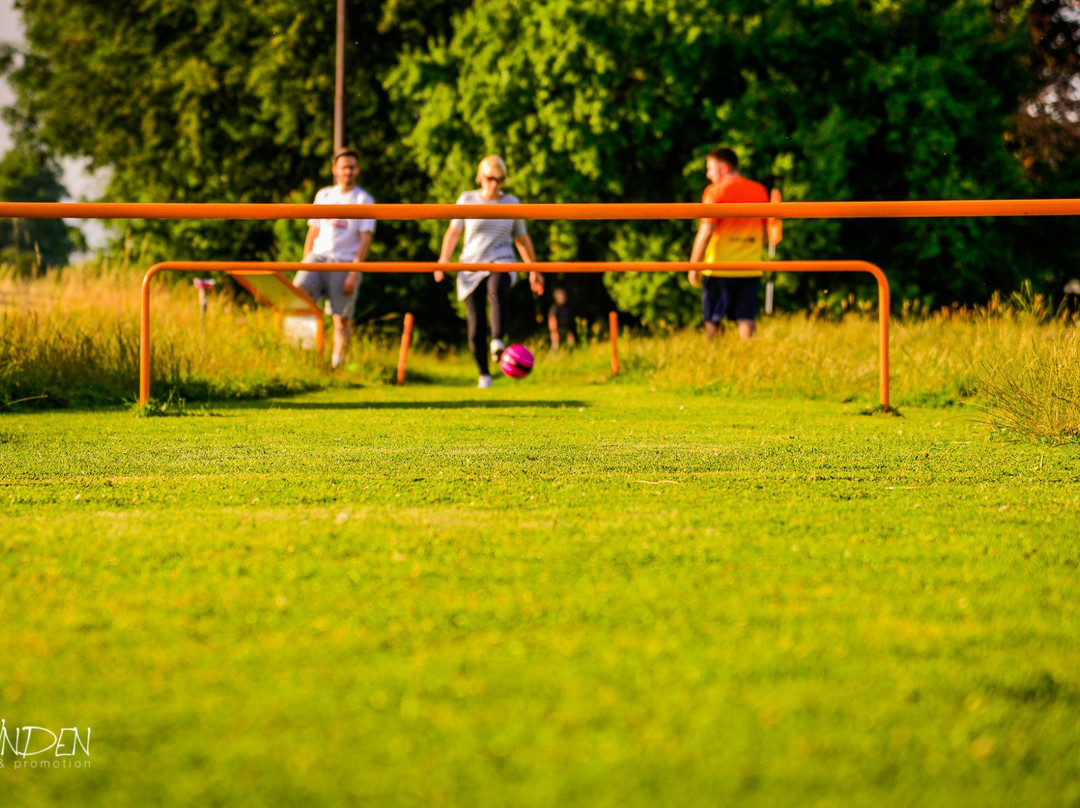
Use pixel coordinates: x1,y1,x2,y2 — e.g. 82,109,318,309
0,141,79,270
5,0,1072,335
996,0,1080,296
388,0,1049,324
998,0,1080,176
4,0,471,339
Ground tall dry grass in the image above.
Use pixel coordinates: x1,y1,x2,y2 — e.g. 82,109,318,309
0,261,402,409
538,289,1079,439
966,287,1080,441
4,262,1078,440
543,313,976,405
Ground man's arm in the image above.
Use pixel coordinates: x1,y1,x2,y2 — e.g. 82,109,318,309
344,230,374,295
354,229,374,263
303,225,319,259
688,220,715,288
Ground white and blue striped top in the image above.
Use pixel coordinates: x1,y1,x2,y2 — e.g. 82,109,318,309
451,190,528,300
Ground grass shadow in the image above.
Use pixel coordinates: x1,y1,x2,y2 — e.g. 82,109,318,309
265,400,591,411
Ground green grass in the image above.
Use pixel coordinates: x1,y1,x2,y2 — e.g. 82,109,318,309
2,371,1079,807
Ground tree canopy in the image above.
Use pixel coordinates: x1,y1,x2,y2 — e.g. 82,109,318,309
388,0,1066,321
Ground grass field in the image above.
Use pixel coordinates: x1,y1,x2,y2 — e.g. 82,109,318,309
3,357,1080,806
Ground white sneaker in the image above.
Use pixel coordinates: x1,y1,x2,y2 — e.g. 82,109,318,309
489,338,505,363
478,374,493,389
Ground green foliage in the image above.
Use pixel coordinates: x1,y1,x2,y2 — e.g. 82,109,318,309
387,0,1047,324
5,0,1078,332
9,0,323,259
6,0,469,266
603,225,698,327
0,142,78,269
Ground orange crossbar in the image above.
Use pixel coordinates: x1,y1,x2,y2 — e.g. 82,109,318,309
140,260,891,409
14,198,1075,409
6,199,1080,221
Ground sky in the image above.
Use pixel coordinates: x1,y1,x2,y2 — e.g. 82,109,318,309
1,0,108,251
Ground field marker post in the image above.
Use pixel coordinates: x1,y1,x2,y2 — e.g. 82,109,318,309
193,278,215,332
609,311,620,376
397,312,414,385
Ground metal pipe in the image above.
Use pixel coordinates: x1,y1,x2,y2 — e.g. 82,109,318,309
139,260,892,410
7,198,1080,222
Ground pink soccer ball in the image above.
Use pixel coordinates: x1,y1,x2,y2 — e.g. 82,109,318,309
500,344,534,379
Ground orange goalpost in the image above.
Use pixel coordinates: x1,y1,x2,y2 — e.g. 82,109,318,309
138,259,891,409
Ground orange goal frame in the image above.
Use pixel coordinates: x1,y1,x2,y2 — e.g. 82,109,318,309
8,196,1076,412
139,259,891,408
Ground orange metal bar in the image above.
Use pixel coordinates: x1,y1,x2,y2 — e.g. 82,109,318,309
140,260,891,410
610,311,620,376
10,198,1060,408
397,312,414,385
7,199,1080,222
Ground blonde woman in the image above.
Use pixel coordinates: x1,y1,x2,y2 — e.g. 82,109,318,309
435,155,544,388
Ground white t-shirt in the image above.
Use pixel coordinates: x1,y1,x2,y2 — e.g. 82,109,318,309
451,190,527,300
308,185,376,261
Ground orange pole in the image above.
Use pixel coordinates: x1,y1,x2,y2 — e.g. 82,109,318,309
397,312,414,385
874,265,891,410
7,198,1080,222
609,311,620,376
139,265,166,406
139,261,890,408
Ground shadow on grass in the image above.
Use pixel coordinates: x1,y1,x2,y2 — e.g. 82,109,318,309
265,400,590,411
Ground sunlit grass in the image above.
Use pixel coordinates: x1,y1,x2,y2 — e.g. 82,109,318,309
3,266,1080,805
975,328,1080,442
0,262,400,408
2,385,1079,807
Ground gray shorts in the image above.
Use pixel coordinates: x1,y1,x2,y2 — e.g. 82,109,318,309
294,254,361,317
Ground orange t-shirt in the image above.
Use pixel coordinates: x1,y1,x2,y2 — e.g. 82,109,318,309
702,176,768,277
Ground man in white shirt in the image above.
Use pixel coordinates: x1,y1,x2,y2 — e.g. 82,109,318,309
294,148,376,368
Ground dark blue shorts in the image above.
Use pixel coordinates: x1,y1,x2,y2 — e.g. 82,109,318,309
702,276,760,323
725,276,760,321
701,277,728,324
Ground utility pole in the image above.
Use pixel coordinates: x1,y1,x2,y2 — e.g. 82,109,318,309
334,0,346,151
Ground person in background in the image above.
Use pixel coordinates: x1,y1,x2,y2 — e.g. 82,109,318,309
548,287,576,350
293,147,375,369
688,147,768,339
435,155,544,388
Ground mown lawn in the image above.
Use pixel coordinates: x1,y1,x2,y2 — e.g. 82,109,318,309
1,378,1078,807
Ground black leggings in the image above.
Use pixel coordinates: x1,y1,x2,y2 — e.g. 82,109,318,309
465,272,510,375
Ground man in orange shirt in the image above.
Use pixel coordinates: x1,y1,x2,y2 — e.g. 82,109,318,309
688,147,768,339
